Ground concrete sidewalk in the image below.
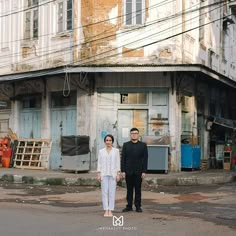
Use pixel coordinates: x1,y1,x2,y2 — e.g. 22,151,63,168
0,168,236,187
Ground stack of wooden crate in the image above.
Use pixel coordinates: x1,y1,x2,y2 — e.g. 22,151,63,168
13,139,52,170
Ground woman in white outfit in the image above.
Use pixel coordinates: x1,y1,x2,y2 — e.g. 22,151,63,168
97,134,120,217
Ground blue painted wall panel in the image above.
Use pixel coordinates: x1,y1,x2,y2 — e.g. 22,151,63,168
19,110,41,138
50,108,76,169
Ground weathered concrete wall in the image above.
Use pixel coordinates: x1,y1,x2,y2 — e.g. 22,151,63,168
41,90,50,139
0,0,236,82
80,0,122,63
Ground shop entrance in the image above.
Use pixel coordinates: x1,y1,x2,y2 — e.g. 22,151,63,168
50,91,77,169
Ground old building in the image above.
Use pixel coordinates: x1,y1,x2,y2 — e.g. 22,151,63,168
0,0,236,171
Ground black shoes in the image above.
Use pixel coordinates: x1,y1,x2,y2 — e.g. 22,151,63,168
122,207,143,212
136,207,143,212
122,207,133,212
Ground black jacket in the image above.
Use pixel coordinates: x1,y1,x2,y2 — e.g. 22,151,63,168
121,140,148,175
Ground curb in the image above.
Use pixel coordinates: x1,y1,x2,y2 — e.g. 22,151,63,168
0,174,100,186
1,173,236,187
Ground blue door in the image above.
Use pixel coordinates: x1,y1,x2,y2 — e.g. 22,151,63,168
50,108,76,169
19,96,42,138
20,110,41,138
50,91,77,169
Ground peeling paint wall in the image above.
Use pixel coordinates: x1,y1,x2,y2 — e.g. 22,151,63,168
80,0,121,63
79,0,236,80
0,0,236,82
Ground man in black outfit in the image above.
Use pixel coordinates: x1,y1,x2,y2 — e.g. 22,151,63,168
121,127,148,213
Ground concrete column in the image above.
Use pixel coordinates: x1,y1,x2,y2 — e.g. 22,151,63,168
10,100,20,135
77,89,91,135
203,88,210,160
169,86,181,171
41,92,50,139
89,91,98,171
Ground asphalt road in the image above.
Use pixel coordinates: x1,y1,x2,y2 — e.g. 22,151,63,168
0,182,236,236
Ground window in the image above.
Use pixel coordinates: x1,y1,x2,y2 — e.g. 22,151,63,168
22,96,41,109
51,91,76,108
24,0,39,40
120,93,147,104
57,0,73,33
0,101,11,110
124,0,144,25
0,0,10,49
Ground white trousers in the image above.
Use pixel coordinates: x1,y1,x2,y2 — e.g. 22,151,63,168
101,176,117,210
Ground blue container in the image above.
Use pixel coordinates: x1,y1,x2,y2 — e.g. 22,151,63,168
181,144,201,169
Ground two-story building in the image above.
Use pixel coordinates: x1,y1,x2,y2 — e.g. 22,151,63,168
0,0,236,171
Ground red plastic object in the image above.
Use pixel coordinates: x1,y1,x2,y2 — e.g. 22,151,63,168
0,137,10,157
1,147,12,168
232,157,236,166
2,157,11,168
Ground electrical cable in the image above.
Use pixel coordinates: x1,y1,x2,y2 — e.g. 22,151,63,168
0,0,172,44
0,0,233,78
0,0,227,66
0,0,55,17
0,0,191,65
69,1,232,65
0,0,229,60
63,65,71,97
1,11,231,82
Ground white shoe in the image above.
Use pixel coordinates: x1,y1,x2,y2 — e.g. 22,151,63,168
104,211,109,217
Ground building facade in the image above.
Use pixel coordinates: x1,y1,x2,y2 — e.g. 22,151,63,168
0,0,236,171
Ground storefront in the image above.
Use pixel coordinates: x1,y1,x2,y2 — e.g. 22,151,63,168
208,116,236,169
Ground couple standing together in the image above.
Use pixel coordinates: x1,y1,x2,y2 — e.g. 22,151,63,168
97,128,148,217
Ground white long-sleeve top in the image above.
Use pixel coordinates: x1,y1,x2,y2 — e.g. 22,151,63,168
97,147,120,179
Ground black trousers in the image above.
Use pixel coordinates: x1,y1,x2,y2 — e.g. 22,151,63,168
125,174,142,208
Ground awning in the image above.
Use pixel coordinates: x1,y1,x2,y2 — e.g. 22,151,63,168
211,116,236,130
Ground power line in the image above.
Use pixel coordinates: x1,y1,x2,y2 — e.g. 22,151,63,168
0,0,231,57
0,0,228,66
0,0,172,45
0,1,229,73
0,0,186,62
0,0,55,17
79,13,232,66
0,0,233,73
0,0,193,62
3,16,232,81
68,1,232,65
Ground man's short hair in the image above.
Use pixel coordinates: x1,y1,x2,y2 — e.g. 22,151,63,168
130,127,139,133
